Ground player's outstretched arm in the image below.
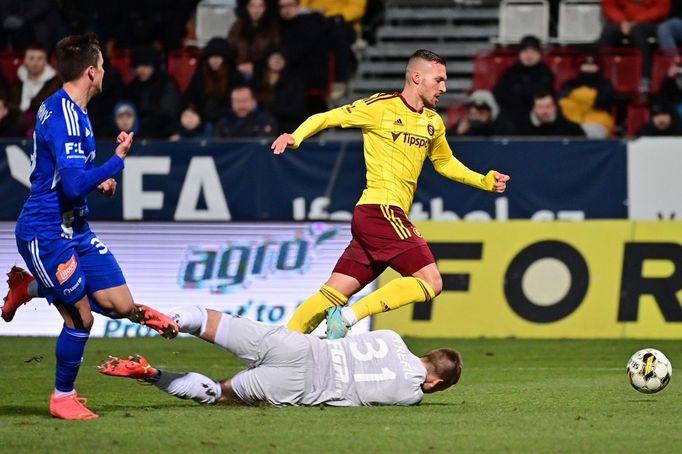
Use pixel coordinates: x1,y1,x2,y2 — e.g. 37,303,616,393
270,110,346,154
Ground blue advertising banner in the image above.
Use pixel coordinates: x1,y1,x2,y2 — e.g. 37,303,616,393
0,139,627,221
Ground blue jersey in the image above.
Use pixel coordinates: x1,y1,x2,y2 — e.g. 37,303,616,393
16,88,98,241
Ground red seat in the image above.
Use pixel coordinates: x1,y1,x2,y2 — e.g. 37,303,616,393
602,49,642,94
0,50,24,85
626,102,649,137
109,49,134,85
445,102,468,130
544,52,580,92
168,48,201,94
472,51,517,91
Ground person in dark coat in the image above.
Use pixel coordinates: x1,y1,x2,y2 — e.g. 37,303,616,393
214,84,277,137
228,0,280,81
278,0,330,114
253,47,306,134
658,60,682,112
86,47,125,137
184,38,241,126
0,96,24,137
0,0,61,51
125,45,183,138
493,35,555,133
505,91,585,137
449,90,499,137
637,97,682,136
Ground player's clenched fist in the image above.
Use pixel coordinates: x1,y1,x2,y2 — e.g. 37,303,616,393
493,171,510,193
97,178,117,198
115,131,134,159
271,133,295,154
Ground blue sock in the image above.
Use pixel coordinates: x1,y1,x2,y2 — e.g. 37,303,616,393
55,325,90,393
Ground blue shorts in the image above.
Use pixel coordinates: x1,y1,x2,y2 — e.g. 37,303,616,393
16,227,126,307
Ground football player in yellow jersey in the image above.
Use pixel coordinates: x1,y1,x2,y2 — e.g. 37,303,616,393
271,49,510,338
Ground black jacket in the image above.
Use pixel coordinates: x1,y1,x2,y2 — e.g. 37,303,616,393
659,75,682,105
493,62,555,116
125,70,182,138
214,108,277,138
184,63,242,125
280,12,330,90
507,112,585,137
637,118,682,136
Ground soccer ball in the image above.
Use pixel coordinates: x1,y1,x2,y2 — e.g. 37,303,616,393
626,348,672,394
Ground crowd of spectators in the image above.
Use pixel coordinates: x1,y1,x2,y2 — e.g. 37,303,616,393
0,0,374,139
4,1,682,139
451,0,682,138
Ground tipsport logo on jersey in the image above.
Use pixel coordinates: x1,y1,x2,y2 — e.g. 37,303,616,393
391,131,431,149
178,224,339,293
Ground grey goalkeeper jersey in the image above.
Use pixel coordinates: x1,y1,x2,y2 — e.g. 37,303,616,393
303,329,427,406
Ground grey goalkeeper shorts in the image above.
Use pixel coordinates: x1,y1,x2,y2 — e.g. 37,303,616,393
225,316,313,406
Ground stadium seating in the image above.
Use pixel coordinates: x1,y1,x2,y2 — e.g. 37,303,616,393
543,51,580,92
0,49,24,85
497,0,550,45
109,49,134,85
195,0,237,46
471,51,517,91
626,102,649,137
602,49,642,94
168,48,201,93
471,49,581,93
557,0,602,44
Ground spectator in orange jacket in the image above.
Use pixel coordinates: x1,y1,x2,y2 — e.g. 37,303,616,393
598,0,671,94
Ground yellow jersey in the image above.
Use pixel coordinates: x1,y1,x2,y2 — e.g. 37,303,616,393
291,92,496,213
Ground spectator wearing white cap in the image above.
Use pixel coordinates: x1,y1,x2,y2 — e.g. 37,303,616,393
449,90,499,137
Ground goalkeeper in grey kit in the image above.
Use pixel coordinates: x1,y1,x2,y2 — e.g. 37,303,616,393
100,306,462,406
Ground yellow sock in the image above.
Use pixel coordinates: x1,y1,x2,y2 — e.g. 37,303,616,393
350,277,435,322
286,284,349,333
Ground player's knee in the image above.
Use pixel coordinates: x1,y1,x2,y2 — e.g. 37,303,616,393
60,298,95,330
81,311,94,330
417,273,441,298
429,275,442,297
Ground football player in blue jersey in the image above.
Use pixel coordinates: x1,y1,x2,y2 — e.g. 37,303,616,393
1,33,178,420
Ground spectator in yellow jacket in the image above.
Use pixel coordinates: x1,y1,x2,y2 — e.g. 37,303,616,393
558,55,615,138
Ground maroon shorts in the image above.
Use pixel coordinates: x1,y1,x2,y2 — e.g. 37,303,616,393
333,204,435,287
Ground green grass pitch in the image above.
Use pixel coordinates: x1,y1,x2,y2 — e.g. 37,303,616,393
1,336,680,453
